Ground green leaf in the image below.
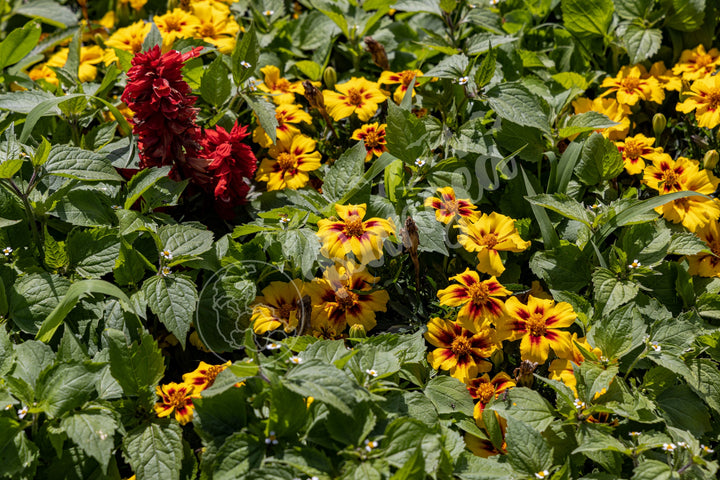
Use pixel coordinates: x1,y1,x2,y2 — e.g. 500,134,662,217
43,226,69,271
277,228,320,278
668,231,709,255
241,93,278,144
11,340,55,388
158,224,214,259
105,329,164,404
193,387,248,440
201,56,231,106
561,0,614,37
51,189,115,227
231,23,260,85
656,385,710,436
486,83,551,134
665,0,706,32
525,193,592,227
504,416,552,475
424,54,469,78
32,136,51,167
474,49,497,88
530,245,592,291
283,359,361,415
614,0,653,19
67,227,121,278
9,273,71,334
558,112,618,138
390,448,425,480
0,159,22,179
587,304,645,360
386,101,428,164
623,24,662,64
323,142,367,203
522,168,560,249
44,145,123,182
36,362,103,417
592,268,639,314
14,0,78,28
35,279,134,342
213,432,264,480
123,422,184,480
411,210,449,255
487,388,556,431
0,22,42,70
143,274,198,347
383,418,446,476
124,166,172,210
60,411,118,473
19,93,86,143
632,459,673,480
575,133,624,186
424,376,474,416
114,240,146,286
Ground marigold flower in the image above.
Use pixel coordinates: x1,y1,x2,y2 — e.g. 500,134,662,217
548,333,602,395
182,361,231,391
191,0,239,54
200,122,258,218
121,45,204,173
118,0,148,10
424,317,498,381
251,279,305,334
572,97,631,140
672,44,720,81
351,123,388,161
437,269,510,329
615,134,664,175
496,295,576,364
154,8,200,49
306,262,389,332
31,46,104,85
456,212,530,276
677,75,720,129
466,372,515,424
599,65,664,105
646,61,681,92
256,134,321,191
378,69,423,103
253,104,312,148
688,220,720,277
316,203,396,264
323,77,386,122
424,186,479,224
258,65,306,104
103,20,151,65
154,382,198,425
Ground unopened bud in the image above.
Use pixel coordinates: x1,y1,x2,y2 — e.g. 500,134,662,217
323,66,337,90
302,80,325,111
364,36,389,71
704,149,719,170
652,113,666,139
513,360,538,388
348,324,367,339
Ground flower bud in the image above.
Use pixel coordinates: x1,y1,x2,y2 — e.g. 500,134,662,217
364,36,389,71
652,113,666,138
302,80,325,111
348,323,367,339
704,149,719,170
323,66,337,90
513,360,538,388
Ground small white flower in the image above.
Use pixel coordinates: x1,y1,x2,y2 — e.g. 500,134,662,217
266,342,282,350
589,203,600,210
279,214,290,224
701,444,714,454
489,0,499,5
263,9,274,15
17,406,28,419
573,398,586,410
535,471,550,479
160,266,172,277
628,431,641,437
111,204,121,210
366,369,378,377
2,247,12,256
160,249,173,260
240,60,252,69
288,356,302,364
265,431,279,445
4,404,12,411
600,355,608,362
414,158,426,167
677,441,688,448
458,76,469,85
364,439,379,452
650,341,661,352
98,430,108,440
662,443,676,452
628,259,641,269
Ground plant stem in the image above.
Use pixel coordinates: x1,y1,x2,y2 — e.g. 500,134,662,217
7,179,44,260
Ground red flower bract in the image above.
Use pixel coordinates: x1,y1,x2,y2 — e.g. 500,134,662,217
201,122,258,218
121,45,203,175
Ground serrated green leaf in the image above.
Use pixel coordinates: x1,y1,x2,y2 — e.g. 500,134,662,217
232,23,260,85
587,304,645,360
36,362,104,417
43,226,69,271
505,416,552,475
474,49,497,88
558,111,618,138
67,227,121,278
241,93,278,144
424,376,474,416
61,411,118,472
124,166,172,210
486,82,551,134
201,56,231,106
158,224,214,259
575,133,624,186
624,24,662,64
105,329,164,404
10,273,71,334
561,0,614,37
123,422,183,480
143,274,198,347
526,193,592,227
44,145,123,182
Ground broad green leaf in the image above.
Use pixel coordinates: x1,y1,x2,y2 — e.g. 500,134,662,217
686,359,720,415
411,210,449,255
575,133,623,186
613,0,653,19
105,329,164,404
241,93,278,144
424,54,469,78
504,416,552,475
0,22,42,70
9,273,70,334
309,0,350,37
668,231,709,255
0,158,23,178
486,82,551,134
424,376,474,416
572,428,628,455
143,274,198,347
382,418,445,476
623,24,662,64
592,268,639,314
43,226,69,271
632,459,673,480
558,112,618,138
487,388,555,431
114,241,146,286
390,448,425,480
665,0,705,32
32,136,51,167
232,23,260,85
0,90,56,114
656,385,710,436
213,432,264,480
60,411,118,472
124,166,172,210
11,340,55,388
283,359,361,415
51,189,115,227
201,56,231,106
561,0,614,38
474,49,497,88
193,387,248,440
35,279,134,342
35,362,104,417
123,422,183,480
44,145,123,182
587,304,645,360
323,142,367,203
386,101,428,164
15,0,78,28
67,227,121,278
525,193,592,227
158,224,214,259
19,93,86,142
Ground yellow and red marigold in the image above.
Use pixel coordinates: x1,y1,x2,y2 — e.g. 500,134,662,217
316,203,396,264
258,65,306,104
672,44,720,81
251,279,306,334
351,123,388,161
687,220,720,277
548,333,603,396
424,186,479,224
437,269,510,329
496,295,576,364
306,262,389,332
378,69,423,103
255,134,322,191
615,134,663,175
154,8,200,50
572,97,631,141
677,74,720,129
456,212,530,276
466,372,515,424
424,317,498,382
253,103,312,148
323,77,386,122
182,361,231,391
599,65,664,105
154,382,198,425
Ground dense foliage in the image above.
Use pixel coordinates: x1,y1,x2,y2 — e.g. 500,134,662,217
0,0,720,479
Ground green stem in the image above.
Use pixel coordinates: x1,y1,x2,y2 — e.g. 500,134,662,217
6,179,44,260
622,347,647,380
